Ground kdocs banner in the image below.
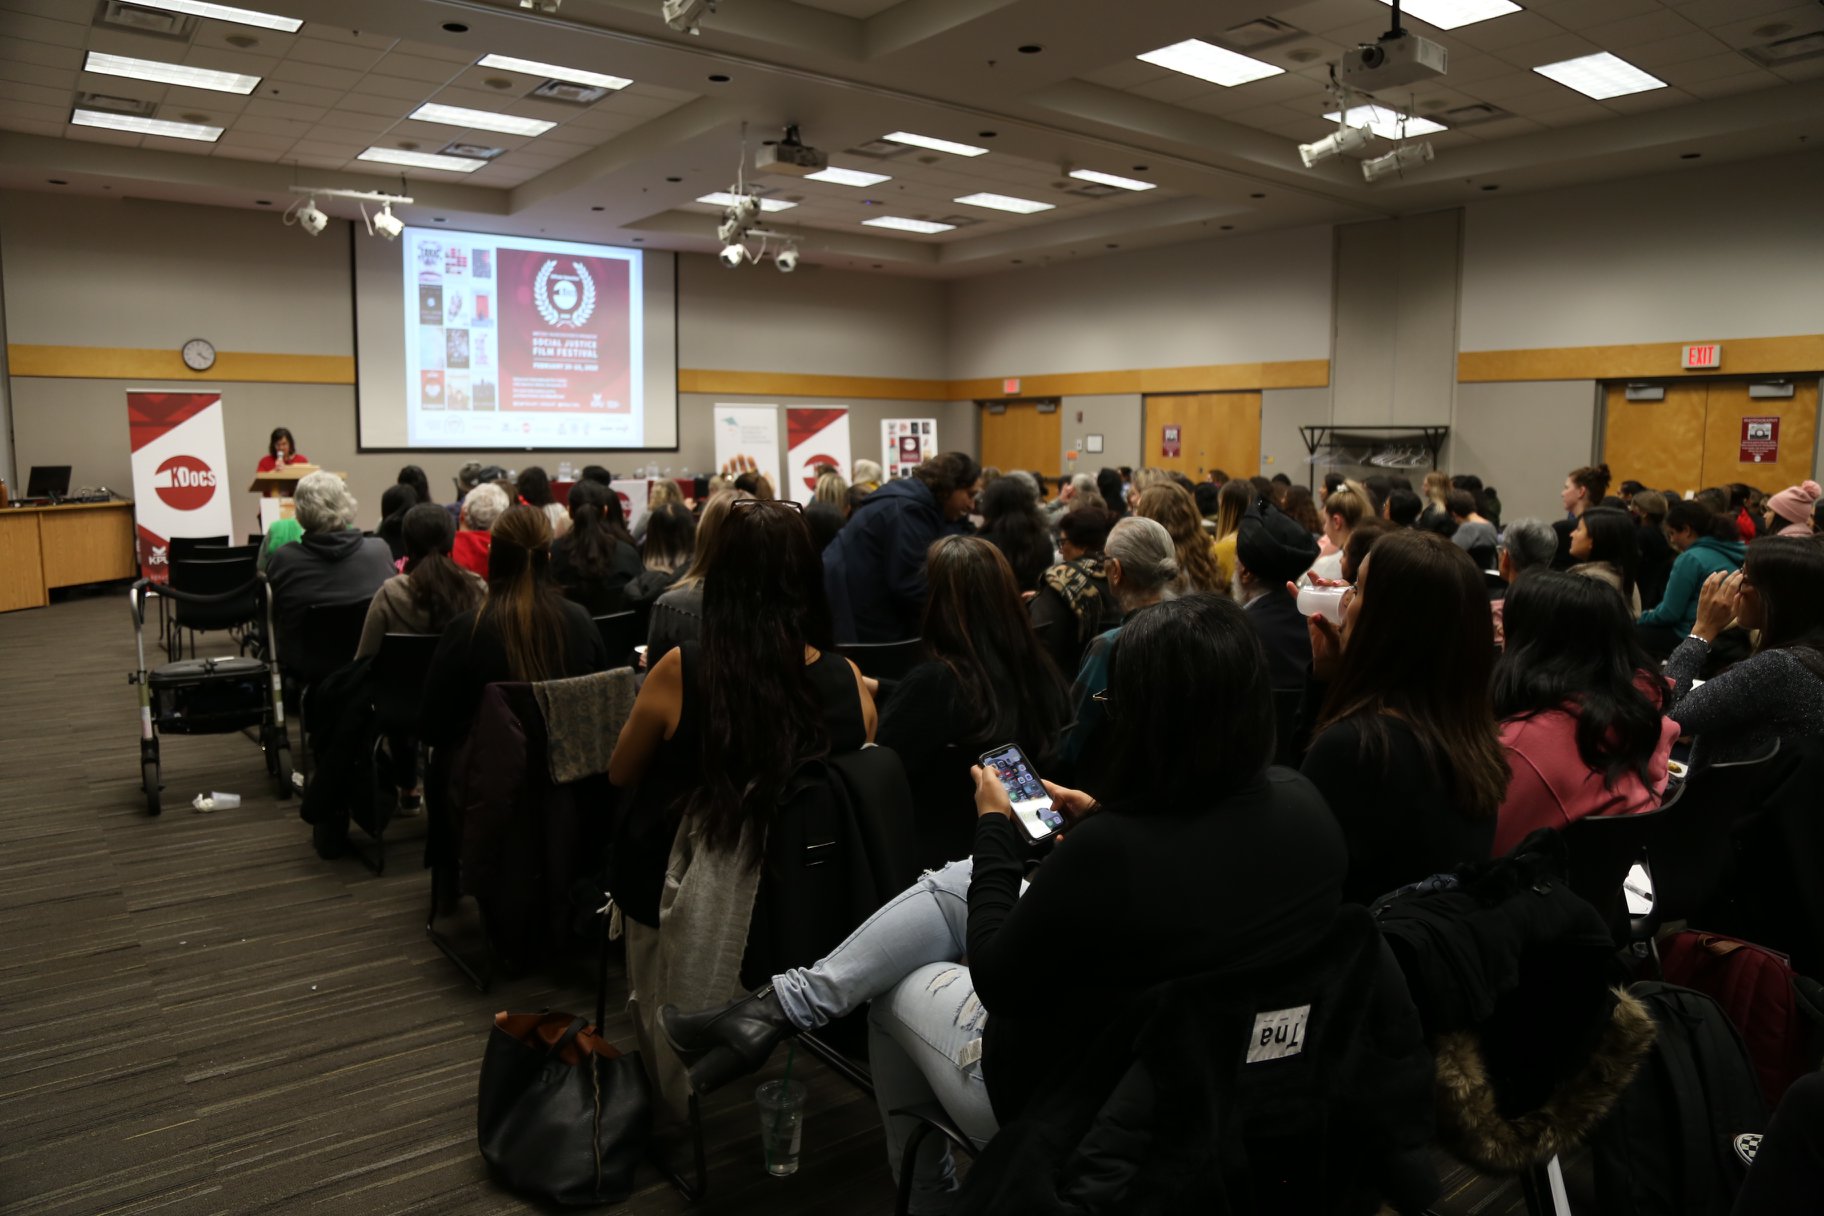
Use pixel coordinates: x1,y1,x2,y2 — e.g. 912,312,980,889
127,390,233,582
610,478,653,535
786,407,852,504
713,405,781,493
882,418,938,481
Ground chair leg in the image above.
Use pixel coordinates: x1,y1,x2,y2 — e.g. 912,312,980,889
652,1092,709,1201
424,865,489,991
896,1121,936,1216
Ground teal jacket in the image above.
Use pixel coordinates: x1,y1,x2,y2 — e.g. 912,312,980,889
1636,535,1746,633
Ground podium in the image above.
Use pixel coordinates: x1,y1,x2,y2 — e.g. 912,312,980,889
248,465,319,498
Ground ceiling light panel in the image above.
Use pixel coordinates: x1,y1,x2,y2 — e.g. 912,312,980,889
359,147,486,172
1069,169,1156,191
72,108,223,141
863,216,956,233
1533,52,1667,100
84,52,260,95
410,103,555,137
698,192,797,211
1324,103,1447,138
1136,39,1283,87
882,131,988,157
804,166,892,187
954,192,1054,214
475,54,632,91
1373,0,1520,31
118,0,303,31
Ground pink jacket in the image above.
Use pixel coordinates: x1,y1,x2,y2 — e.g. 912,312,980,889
1493,698,1679,855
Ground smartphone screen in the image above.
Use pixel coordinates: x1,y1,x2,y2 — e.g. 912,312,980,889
980,743,1063,842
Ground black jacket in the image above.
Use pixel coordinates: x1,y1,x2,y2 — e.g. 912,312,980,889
265,528,395,660
823,477,946,643
1243,587,1312,690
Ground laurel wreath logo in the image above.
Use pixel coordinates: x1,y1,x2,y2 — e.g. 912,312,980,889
533,259,598,329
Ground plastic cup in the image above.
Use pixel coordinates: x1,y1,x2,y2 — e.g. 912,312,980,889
210,791,241,809
756,1078,806,1177
1296,584,1348,625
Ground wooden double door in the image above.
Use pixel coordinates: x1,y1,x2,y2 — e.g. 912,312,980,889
1141,392,1261,481
1603,379,1818,495
980,399,1062,475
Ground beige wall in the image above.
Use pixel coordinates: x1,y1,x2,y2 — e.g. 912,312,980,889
1332,210,1461,427
1452,380,1599,522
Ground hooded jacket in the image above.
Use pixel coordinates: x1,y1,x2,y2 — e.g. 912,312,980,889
822,476,946,643
265,527,396,659
1635,535,1746,634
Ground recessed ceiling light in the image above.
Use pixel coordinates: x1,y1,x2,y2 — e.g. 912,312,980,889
1137,39,1283,87
1373,0,1520,31
805,166,892,187
1069,168,1156,191
443,22,468,32
591,205,604,211
1220,224,1234,230
978,131,997,138
1324,103,1447,138
1017,44,1043,54
72,108,223,141
120,0,303,32
1681,152,1702,160
954,191,1054,214
1533,51,1666,100
697,192,796,211
48,179,68,185
84,51,260,95
863,216,956,233
410,102,555,137
707,74,730,83
475,54,631,91
882,131,988,157
358,146,485,172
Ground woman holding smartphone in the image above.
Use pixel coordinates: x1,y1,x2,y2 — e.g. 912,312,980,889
662,595,1354,1212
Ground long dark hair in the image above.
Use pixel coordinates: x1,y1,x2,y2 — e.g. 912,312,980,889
477,505,569,682
1745,537,1824,679
377,483,418,560
977,477,1052,592
688,502,835,857
641,502,697,572
402,503,483,631
1095,595,1274,810
1577,506,1641,603
1317,530,1508,818
920,536,1068,758
1494,572,1666,789
397,465,431,505
1096,468,1127,518
268,426,297,458
1666,499,1735,543
517,466,554,509
563,479,630,579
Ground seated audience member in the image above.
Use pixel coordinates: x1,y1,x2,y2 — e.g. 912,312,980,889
1728,482,1761,540
1209,476,1253,589
396,465,432,507
1048,471,1101,522
1630,491,1674,610
850,459,883,495
1301,530,1506,904
1309,487,1367,582
452,482,508,578
259,514,304,573
805,498,846,551
580,464,613,487
1384,488,1423,528
444,461,487,529
1340,517,1396,583
978,474,1053,593
375,483,419,562
1418,471,1454,534
1125,467,1171,513
1446,490,1498,567
879,537,1070,869
1553,463,1611,569
660,596,1430,1215
626,502,697,608
607,499,877,1125
1192,480,1221,529
357,504,486,659
824,452,982,644
1250,475,1279,509
550,479,643,615
1059,517,1178,777
421,505,609,749
1363,475,1391,519
1619,479,1646,505
634,478,684,542
1234,500,1322,689
1490,572,1677,854
1030,505,1119,678
266,470,397,661
517,466,569,540
1490,517,1558,647
1454,473,1500,528
647,490,745,664
814,471,851,517
1665,537,1824,767
1281,485,1324,537
1095,468,1128,520
1566,505,1643,618
1136,482,1224,597
1768,480,1823,538
1634,500,1746,657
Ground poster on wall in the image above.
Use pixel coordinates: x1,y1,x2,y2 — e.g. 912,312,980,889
1162,425,1182,459
713,404,781,493
786,407,852,504
1740,417,1780,464
126,390,234,582
882,418,938,480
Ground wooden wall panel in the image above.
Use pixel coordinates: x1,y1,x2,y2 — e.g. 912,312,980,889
1698,381,1819,493
38,503,137,589
1142,393,1261,481
1461,336,1824,383
0,513,46,612
1602,384,1708,493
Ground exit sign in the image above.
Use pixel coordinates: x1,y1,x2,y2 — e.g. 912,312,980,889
1682,343,1722,370
1002,378,1021,394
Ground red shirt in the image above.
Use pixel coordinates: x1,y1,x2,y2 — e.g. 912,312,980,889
257,453,309,473
452,529,492,579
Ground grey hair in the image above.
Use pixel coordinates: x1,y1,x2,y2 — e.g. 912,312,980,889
851,458,882,486
1104,516,1180,595
462,482,509,532
1006,470,1041,498
293,470,356,534
1502,517,1557,572
1069,472,1098,499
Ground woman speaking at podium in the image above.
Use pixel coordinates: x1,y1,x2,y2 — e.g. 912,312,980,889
257,427,309,474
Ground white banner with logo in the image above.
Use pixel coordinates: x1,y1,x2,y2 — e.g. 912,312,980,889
609,478,653,535
712,404,781,493
127,390,233,582
785,407,852,504
882,418,938,481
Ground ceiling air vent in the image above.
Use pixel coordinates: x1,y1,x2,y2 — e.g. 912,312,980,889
1440,102,1512,127
844,139,916,160
439,141,504,161
99,1,195,37
77,91,155,115
1219,17,1304,50
531,79,613,105
1059,181,1122,198
1744,30,1824,67
934,215,982,228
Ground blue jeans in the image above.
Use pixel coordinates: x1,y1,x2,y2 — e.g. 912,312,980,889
772,860,1005,1215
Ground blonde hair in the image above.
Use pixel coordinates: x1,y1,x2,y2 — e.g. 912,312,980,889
851,459,882,489
1324,488,1367,531
675,489,748,589
1136,483,1225,596
648,479,684,510
814,472,849,508
1422,471,1451,511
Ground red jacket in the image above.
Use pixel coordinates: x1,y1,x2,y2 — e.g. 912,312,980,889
453,530,492,579
257,453,309,473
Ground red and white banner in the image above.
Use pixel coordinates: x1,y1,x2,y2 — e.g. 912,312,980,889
127,390,233,582
786,407,852,504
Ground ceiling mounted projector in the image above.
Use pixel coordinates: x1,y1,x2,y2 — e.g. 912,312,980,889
757,124,828,177
1299,123,1374,168
295,198,327,236
719,242,748,268
1339,31,1448,90
663,0,713,34
1362,140,1434,182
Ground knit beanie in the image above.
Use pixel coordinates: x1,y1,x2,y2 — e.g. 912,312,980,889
1769,480,1822,526
1237,499,1321,585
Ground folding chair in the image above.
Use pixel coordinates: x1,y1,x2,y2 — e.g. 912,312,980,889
167,552,259,660
593,610,646,667
290,598,374,785
842,638,924,682
352,631,441,875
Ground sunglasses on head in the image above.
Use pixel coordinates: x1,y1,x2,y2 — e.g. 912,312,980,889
732,498,804,513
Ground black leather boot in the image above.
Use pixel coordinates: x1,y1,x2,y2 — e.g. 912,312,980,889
660,984,796,1094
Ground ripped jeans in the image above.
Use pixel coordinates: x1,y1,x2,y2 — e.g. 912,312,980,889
771,859,1007,1215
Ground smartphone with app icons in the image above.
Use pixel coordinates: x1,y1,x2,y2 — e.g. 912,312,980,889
978,743,1064,843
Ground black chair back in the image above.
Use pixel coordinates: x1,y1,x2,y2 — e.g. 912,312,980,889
593,611,645,665
192,543,261,562
842,638,924,681
1563,777,1731,944
292,598,373,687
169,555,261,633
168,534,230,564
372,632,441,735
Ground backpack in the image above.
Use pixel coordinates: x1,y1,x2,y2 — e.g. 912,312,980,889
1658,931,1824,1108
1592,982,1768,1216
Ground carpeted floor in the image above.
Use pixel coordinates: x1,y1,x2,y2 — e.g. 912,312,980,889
0,590,896,1215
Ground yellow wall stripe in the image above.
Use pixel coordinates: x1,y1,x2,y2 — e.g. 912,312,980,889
8,345,357,384
1458,335,1824,383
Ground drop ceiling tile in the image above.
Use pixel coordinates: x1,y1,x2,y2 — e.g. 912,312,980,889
182,46,281,77
1580,9,1707,49
0,36,81,70
1671,0,1809,26
349,73,430,101
1771,59,1824,82
311,109,398,134
427,85,522,111
1625,31,1734,67
3,78,70,108
1655,51,1764,86
1446,12,1566,52
145,132,215,155
1599,86,1696,114
235,114,314,138
634,83,697,102
0,97,64,124
1707,6,1824,49
243,96,328,122
303,27,398,50
270,62,367,93
602,93,690,118
215,129,300,150
65,124,141,146
370,52,465,84
1436,52,1514,85
1681,71,1782,99
0,116,62,136
290,138,367,158
340,92,417,118
504,97,601,124
1529,101,1613,127
1492,32,1603,71
0,57,72,89
395,37,479,64
286,38,388,72
1527,0,1663,31
1266,0,1371,37
1127,75,1220,105
1463,70,1575,104
1079,61,1166,90
293,154,350,169
562,108,640,132
212,145,281,161
1456,115,1549,138
163,83,252,113
0,12,86,48
0,0,88,18
449,66,524,92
